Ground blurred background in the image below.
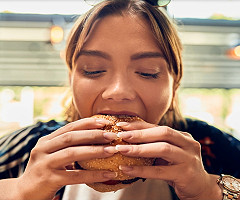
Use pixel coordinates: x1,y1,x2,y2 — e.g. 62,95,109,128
0,0,240,139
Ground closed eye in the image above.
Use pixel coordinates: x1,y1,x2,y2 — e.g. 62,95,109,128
81,69,106,78
136,72,160,79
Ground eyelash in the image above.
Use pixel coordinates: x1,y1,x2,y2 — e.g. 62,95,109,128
136,72,160,79
81,70,106,77
81,70,160,79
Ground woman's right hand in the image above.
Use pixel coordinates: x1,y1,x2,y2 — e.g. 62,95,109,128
16,117,118,200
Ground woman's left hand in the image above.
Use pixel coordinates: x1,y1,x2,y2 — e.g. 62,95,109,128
109,120,222,200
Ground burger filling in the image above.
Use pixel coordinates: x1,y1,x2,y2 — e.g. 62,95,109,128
74,162,146,185
102,177,146,185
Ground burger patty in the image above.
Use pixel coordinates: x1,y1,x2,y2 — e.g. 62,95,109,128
74,161,146,185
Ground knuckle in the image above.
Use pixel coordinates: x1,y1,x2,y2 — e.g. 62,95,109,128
90,171,101,181
88,145,101,156
89,130,101,141
81,117,95,124
71,170,98,183
63,147,75,159
30,145,44,161
64,122,75,132
161,126,169,134
161,143,172,155
155,166,164,177
132,145,142,156
86,171,103,183
183,131,193,138
71,171,84,182
192,140,201,152
191,152,202,166
136,129,144,139
161,126,173,138
185,165,195,178
30,147,39,160
37,135,47,144
61,132,73,144
40,171,54,184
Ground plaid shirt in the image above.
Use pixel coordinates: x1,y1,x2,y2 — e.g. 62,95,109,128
1,119,240,200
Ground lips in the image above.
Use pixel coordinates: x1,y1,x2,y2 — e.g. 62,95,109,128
98,110,139,117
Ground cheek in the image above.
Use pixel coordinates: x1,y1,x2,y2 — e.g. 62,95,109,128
71,77,100,118
143,79,173,124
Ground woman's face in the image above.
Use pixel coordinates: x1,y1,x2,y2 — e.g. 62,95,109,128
70,14,174,124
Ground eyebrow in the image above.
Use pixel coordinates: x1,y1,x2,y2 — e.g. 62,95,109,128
130,51,165,60
77,50,111,60
77,50,164,61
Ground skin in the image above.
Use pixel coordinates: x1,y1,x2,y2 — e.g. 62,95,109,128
70,14,174,124
1,14,236,200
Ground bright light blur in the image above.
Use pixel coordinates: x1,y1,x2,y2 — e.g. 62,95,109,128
0,1,92,15
1,0,240,19
50,26,64,44
0,87,34,135
227,45,240,60
0,1,240,140
0,87,240,140
0,87,68,137
168,0,240,19
234,46,240,57
179,89,240,140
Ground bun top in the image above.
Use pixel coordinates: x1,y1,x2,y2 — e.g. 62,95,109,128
92,115,142,145
77,115,154,186
92,114,142,132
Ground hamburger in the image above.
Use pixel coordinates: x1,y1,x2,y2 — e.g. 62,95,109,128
74,114,155,192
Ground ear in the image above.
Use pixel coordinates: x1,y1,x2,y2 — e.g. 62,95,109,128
68,71,72,86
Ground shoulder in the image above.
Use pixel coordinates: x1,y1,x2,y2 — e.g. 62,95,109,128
0,120,66,178
179,118,240,156
1,120,66,141
183,118,219,134
180,118,233,141
179,118,240,177
0,119,67,154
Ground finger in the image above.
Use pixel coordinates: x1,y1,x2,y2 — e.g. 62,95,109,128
44,117,111,141
179,131,194,138
115,142,188,164
54,169,117,186
48,145,118,168
116,120,156,131
119,164,180,182
43,129,117,153
118,126,194,149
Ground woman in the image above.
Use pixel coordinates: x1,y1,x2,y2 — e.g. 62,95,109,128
0,0,240,200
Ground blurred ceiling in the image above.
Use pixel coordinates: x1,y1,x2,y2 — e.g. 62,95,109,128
0,13,240,88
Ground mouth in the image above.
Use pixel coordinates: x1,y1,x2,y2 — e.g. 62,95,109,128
98,111,139,118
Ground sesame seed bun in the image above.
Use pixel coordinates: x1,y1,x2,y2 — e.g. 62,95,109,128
75,115,154,192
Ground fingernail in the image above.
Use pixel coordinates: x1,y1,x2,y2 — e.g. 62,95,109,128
119,165,133,172
96,119,110,125
104,146,119,154
116,122,130,127
103,172,117,179
117,132,132,139
103,132,118,140
116,145,132,153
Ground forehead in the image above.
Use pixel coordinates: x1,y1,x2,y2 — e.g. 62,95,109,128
82,14,160,51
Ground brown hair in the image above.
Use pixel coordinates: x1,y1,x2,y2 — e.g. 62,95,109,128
64,0,186,129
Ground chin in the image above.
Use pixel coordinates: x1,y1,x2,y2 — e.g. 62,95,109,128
74,114,155,192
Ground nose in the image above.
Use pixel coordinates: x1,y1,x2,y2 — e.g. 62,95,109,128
102,75,136,101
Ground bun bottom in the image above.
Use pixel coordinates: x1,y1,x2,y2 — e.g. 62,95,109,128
87,182,134,192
